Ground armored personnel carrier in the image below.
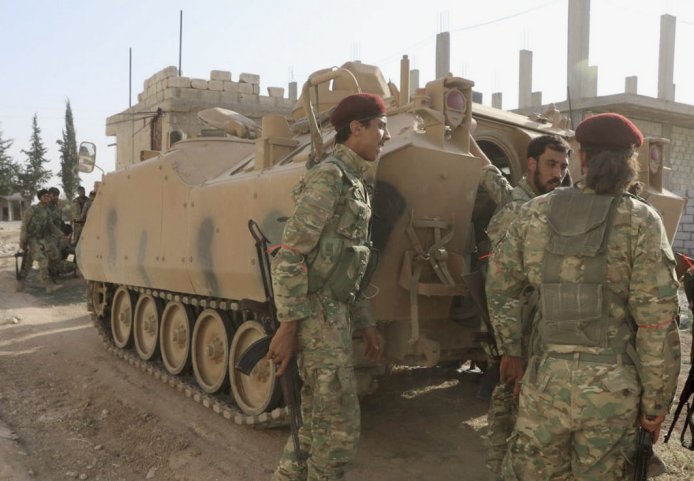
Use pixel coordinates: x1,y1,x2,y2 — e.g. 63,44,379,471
76,60,684,426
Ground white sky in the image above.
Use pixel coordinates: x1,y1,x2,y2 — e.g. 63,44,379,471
1,0,693,194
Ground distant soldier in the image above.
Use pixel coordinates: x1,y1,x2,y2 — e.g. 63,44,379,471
472,134,571,475
18,189,63,293
269,93,388,481
487,113,681,480
71,186,88,245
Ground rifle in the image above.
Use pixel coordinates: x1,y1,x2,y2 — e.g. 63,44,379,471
633,428,653,481
11,251,25,281
664,363,694,450
235,220,306,465
462,270,500,401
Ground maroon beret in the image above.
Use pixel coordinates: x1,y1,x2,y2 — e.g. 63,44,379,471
330,93,387,131
575,113,643,149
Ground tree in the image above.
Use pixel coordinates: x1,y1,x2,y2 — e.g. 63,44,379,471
57,99,79,199
17,114,52,202
0,128,19,196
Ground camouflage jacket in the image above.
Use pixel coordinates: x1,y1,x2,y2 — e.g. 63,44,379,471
20,204,60,244
47,203,64,235
271,143,374,329
481,165,536,247
487,184,680,415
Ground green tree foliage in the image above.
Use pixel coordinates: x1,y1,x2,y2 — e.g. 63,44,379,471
17,114,52,202
0,128,19,196
57,99,79,199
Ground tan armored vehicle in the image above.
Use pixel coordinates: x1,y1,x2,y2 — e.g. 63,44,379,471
77,60,684,425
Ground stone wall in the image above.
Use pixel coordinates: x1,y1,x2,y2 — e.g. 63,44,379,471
107,66,297,170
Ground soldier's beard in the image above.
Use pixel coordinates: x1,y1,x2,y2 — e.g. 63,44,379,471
533,169,561,195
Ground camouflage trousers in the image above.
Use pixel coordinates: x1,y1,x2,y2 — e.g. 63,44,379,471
501,355,640,481
19,238,60,283
272,296,360,481
486,381,517,475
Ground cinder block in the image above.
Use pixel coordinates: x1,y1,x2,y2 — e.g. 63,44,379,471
223,81,239,93
210,70,232,82
200,90,222,105
239,73,260,85
252,84,260,95
267,87,285,98
681,223,694,233
221,91,239,104
191,79,209,90
137,93,144,103
259,96,275,106
167,76,191,88
238,82,254,94
239,93,259,104
161,66,179,78
681,214,694,224
208,80,224,91
684,240,694,249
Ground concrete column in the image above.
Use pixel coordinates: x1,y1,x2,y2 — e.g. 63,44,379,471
288,81,297,102
625,76,638,94
409,69,420,96
532,92,542,107
658,14,676,101
567,0,591,100
492,92,503,110
519,49,532,108
436,32,450,79
585,66,598,98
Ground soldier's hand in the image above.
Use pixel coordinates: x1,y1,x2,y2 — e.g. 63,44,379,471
360,326,384,363
640,414,666,443
267,321,298,377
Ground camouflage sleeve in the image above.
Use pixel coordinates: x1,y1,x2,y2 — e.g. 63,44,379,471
479,165,513,207
486,207,531,357
629,210,681,415
271,165,343,322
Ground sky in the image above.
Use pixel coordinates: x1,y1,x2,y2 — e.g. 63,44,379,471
1,0,693,196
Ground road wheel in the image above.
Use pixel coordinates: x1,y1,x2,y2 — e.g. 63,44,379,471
160,302,193,375
229,321,281,415
192,309,231,393
133,294,161,361
111,286,134,348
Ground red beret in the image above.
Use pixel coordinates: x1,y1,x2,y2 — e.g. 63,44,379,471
575,113,643,149
330,93,387,131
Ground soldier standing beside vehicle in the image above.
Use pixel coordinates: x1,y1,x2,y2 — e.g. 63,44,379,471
268,93,388,481
486,113,681,480
17,188,64,293
471,134,571,475
71,186,88,245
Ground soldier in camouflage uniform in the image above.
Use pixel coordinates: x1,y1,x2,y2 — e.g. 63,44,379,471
486,113,681,480
18,189,64,293
71,186,88,246
269,93,389,481
472,134,571,475
46,186,75,277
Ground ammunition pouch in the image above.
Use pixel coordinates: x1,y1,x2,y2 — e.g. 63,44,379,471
307,237,371,304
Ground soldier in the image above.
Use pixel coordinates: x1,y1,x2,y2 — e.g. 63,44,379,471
46,186,75,276
486,113,681,480
18,188,64,293
268,93,388,481
71,186,88,245
472,134,571,475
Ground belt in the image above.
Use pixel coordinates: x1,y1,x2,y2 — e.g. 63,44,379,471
547,351,634,365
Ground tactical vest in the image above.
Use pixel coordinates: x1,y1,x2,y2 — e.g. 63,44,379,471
26,206,49,239
538,188,634,356
305,157,374,304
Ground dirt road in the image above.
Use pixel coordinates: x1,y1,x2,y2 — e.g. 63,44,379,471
0,221,691,481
